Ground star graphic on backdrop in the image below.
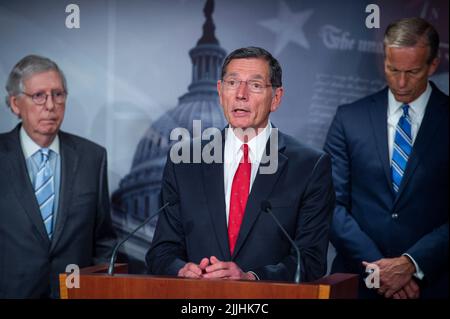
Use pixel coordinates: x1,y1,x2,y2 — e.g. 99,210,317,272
259,1,314,55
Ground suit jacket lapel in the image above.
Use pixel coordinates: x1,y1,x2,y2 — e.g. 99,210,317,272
50,132,79,252
202,133,230,260
369,89,394,195
232,130,288,258
393,87,446,206
5,125,50,244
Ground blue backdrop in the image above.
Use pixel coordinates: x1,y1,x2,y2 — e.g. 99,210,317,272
1,0,448,273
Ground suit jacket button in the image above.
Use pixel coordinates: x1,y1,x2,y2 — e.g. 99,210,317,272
391,213,398,219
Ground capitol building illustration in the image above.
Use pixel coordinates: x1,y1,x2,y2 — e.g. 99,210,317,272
112,0,227,268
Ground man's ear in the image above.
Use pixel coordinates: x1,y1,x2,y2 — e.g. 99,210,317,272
270,87,284,112
9,96,21,117
217,80,222,98
217,80,224,107
427,57,440,77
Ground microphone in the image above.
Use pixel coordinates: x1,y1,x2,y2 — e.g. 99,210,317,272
107,195,179,276
261,200,301,284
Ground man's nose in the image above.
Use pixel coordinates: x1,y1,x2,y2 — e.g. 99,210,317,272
236,81,249,100
44,93,56,111
398,73,407,88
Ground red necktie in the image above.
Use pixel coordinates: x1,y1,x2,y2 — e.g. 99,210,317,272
228,143,251,255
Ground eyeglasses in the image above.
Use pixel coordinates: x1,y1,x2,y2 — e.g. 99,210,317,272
222,79,272,93
21,90,67,105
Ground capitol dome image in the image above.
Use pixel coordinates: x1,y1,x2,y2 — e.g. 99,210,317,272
112,0,227,270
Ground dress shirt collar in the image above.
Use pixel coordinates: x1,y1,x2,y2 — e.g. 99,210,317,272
225,122,272,164
20,125,60,159
388,82,432,119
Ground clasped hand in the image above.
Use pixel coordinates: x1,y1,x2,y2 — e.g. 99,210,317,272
178,256,255,280
362,256,420,299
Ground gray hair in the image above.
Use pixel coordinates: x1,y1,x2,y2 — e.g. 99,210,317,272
221,46,282,88
5,54,68,109
384,17,440,64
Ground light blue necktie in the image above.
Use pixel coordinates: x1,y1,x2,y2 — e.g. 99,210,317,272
34,148,55,238
391,104,412,193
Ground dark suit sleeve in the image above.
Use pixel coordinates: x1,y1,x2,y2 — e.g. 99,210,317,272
93,149,117,264
324,108,384,266
252,153,335,282
146,156,187,275
406,222,449,282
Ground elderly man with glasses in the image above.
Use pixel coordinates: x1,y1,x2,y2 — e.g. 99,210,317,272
0,55,116,298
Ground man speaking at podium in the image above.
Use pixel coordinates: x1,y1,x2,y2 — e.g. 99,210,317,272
0,55,116,298
147,47,335,282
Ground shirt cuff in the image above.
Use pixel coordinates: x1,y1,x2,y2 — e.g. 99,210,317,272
403,253,424,280
248,271,260,280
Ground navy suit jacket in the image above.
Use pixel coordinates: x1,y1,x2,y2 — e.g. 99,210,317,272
146,129,335,282
324,82,448,298
0,124,116,298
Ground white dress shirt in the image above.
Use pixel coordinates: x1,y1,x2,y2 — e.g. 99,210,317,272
387,82,431,162
387,83,432,280
20,126,60,164
224,123,272,226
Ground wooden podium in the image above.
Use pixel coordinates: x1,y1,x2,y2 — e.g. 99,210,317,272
60,264,358,299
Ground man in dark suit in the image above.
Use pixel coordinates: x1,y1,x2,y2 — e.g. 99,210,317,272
146,47,334,282
324,18,448,298
0,55,116,298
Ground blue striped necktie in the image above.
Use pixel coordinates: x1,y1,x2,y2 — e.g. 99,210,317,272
391,104,412,193
34,148,55,238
